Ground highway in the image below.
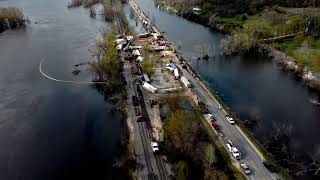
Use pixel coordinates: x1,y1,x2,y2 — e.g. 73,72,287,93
178,63,277,180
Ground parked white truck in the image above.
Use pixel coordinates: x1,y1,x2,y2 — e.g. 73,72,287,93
180,76,191,88
174,68,180,80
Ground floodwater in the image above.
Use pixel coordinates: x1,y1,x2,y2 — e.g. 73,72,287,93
0,0,126,180
128,0,320,178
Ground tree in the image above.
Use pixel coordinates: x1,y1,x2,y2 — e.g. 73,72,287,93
288,15,305,33
173,161,189,180
207,170,229,180
311,144,320,175
164,110,199,155
202,143,217,169
202,143,218,179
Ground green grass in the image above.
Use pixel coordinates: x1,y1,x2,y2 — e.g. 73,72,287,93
221,17,245,26
143,62,154,76
273,35,320,72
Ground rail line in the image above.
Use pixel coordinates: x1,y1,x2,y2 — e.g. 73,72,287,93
138,87,168,180
137,121,155,179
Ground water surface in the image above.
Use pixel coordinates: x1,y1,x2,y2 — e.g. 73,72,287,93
0,0,126,179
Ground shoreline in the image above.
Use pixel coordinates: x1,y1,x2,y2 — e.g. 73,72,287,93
155,2,320,94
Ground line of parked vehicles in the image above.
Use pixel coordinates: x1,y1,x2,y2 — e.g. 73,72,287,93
204,113,251,176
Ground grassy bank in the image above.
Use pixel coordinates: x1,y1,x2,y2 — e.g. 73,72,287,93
0,7,27,32
272,35,320,72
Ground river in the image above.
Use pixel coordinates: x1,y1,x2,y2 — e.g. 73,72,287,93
0,0,127,180
126,0,320,179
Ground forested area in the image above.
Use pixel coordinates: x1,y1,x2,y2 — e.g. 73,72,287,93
157,0,320,16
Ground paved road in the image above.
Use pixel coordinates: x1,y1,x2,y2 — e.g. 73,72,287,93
178,64,277,180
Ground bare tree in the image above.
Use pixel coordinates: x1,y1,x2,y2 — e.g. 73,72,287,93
312,144,320,175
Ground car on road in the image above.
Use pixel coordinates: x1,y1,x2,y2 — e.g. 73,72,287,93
226,115,235,124
151,141,159,153
227,139,233,146
231,147,241,160
205,114,215,121
226,142,241,160
211,121,220,130
240,162,251,175
226,143,232,152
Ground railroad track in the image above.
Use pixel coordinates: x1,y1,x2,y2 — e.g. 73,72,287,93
154,154,168,180
113,2,168,179
138,87,168,180
137,121,156,180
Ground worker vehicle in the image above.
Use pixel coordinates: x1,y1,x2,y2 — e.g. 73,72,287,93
151,141,159,153
240,162,251,175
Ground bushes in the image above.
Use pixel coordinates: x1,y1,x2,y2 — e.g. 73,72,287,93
103,0,114,22
91,29,126,100
142,62,154,76
0,7,26,32
173,161,189,180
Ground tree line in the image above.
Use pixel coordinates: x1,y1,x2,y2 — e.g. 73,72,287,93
157,0,320,16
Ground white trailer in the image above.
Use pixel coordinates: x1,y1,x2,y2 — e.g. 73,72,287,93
129,45,142,49
138,33,150,38
143,73,150,83
174,68,180,79
143,82,157,93
116,38,127,45
181,76,191,88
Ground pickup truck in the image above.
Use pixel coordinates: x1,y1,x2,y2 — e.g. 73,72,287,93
226,115,235,124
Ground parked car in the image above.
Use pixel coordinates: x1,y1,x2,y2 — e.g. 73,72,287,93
211,121,220,130
240,162,251,175
231,147,241,160
226,115,235,124
226,143,232,152
205,114,215,121
151,141,159,153
226,142,241,160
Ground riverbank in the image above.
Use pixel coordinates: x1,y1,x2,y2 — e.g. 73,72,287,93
0,7,28,33
154,1,320,94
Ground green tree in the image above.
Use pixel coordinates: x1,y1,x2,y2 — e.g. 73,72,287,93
202,144,217,169
288,15,305,33
173,161,189,180
164,110,199,155
207,170,229,180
